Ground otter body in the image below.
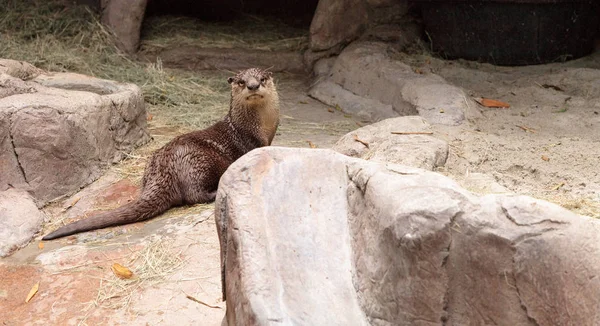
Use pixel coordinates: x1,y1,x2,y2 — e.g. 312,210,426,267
43,68,279,240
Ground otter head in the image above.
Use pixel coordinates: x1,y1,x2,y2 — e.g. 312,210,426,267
227,68,276,107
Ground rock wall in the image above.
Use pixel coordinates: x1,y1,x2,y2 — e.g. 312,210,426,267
216,147,600,325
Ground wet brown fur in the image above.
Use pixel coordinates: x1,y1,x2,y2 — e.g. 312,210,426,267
43,68,279,240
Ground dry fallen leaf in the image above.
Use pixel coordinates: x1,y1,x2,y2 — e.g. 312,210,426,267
147,113,153,121
25,282,39,303
38,242,44,250
327,107,334,113
111,263,133,279
307,141,317,149
541,155,550,162
477,98,511,108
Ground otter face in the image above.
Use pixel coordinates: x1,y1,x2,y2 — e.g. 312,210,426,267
227,68,274,105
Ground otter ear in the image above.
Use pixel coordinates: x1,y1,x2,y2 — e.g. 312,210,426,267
227,77,235,84
265,71,273,79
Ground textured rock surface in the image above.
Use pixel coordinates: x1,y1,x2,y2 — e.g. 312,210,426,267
0,59,150,205
0,188,45,257
308,80,398,122
101,0,148,53
216,147,600,326
309,0,369,51
310,42,475,125
332,116,448,170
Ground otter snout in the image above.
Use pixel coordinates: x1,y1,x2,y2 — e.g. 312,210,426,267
247,83,260,91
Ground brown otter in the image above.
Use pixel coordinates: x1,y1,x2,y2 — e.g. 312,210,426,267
43,68,280,240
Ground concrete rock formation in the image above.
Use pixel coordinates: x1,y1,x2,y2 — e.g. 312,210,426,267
0,188,45,257
310,42,475,126
101,0,148,54
216,147,600,326
0,59,150,205
332,116,448,170
309,0,369,51
308,80,397,122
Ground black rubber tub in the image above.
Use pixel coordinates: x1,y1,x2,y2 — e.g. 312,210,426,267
410,0,599,65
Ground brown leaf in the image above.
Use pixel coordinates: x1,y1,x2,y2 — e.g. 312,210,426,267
327,108,334,113
38,242,44,250
25,282,39,303
307,141,317,149
147,113,153,121
541,155,550,162
111,263,133,279
477,98,511,108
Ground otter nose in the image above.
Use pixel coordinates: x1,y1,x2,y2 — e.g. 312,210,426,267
247,83,259,91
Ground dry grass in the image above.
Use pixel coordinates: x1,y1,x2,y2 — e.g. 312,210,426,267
93,238,185,310
0,0,232,129
541,194,600,219
140,14,308,53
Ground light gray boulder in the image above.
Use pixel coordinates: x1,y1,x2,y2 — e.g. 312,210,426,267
0,188,45,257
308,80,398,122
0,59,151,205
216,147,600,326
310,42,474,126
332,116,448,170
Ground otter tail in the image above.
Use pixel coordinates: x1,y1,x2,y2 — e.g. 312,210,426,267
42,196,173,240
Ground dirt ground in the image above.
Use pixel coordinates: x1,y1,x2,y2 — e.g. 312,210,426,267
2,45,599,325
407,50,600,216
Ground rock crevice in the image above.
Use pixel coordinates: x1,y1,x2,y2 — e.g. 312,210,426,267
7,113,28,185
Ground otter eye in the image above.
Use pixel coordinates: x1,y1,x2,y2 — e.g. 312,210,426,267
238,80,245,87
260,77,266,83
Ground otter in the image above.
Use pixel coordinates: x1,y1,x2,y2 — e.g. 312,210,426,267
43,68,280,240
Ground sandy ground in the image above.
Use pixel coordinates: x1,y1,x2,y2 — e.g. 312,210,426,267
1,48,599,325
404,50,600,216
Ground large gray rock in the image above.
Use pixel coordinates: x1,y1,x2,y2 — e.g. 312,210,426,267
310,42,474,125
0,59,151,205
308,80,398,122
309,0,369,51
332,116,448,170
216,147,600,326
0,188,45,257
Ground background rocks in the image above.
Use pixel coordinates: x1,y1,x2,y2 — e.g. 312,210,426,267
308,81,397,122
216,147,600,325
309,42,475,126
